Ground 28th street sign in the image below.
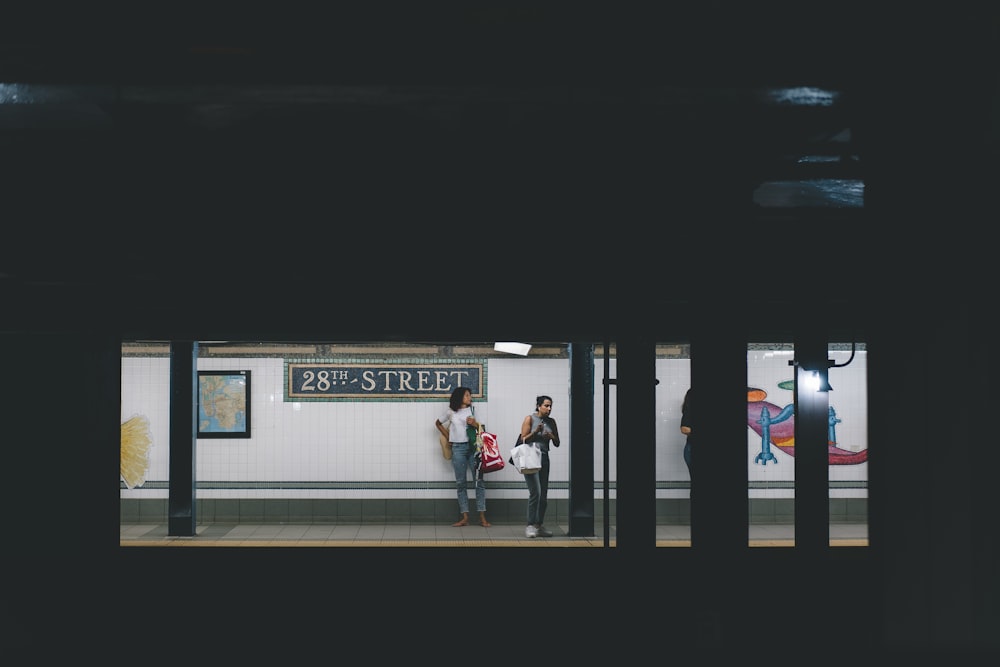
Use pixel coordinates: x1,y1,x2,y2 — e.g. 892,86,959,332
285,362,484,401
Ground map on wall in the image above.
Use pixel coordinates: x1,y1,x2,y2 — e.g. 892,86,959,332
198,371,251,438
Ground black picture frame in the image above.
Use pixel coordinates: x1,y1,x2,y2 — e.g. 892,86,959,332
197,370,251,438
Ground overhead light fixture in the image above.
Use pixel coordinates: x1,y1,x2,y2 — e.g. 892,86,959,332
805,369,833,393
790,359,834,392
494,342,531,356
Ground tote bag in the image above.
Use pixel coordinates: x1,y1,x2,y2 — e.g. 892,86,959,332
439,431,452,460
510,439,542,474
478,429,505,474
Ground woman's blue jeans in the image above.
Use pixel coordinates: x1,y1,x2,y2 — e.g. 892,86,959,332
450,442,486,513
524,451,550,525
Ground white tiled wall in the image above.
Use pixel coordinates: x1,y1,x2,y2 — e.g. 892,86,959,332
745,348,869,498
120,347,868,502
121,355,581,501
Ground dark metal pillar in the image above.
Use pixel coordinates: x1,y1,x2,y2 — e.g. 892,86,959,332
615,333,657,550
168,341,198,536
689,307,748,554
567,342,595,537
786,314,833,650
793,322,830,553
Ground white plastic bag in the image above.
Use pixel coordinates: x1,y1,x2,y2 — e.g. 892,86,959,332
510,441,542,474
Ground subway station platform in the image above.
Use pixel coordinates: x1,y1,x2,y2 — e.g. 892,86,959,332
120,522,869,547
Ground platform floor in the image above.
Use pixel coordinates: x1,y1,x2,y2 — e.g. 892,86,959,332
120,521,869,547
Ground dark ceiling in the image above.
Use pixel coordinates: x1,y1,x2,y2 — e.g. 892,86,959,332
1,4,997,334
5,4,874,85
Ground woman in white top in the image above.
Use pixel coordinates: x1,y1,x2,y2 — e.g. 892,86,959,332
435,386,490,527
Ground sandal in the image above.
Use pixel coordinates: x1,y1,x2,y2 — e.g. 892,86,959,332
452,518,469,527
480,519,492,527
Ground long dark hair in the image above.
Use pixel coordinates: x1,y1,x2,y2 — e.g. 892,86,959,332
449,386,471,411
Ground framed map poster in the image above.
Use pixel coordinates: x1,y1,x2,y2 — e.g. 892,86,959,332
198,370,251,438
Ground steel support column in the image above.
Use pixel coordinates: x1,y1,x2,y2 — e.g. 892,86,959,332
567,342,595,537
168,341,198,536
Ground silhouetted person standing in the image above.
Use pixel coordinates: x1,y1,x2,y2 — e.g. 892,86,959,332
680,388,694,479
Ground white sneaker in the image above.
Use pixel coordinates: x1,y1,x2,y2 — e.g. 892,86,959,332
536,525,553,537
525,525,537,538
